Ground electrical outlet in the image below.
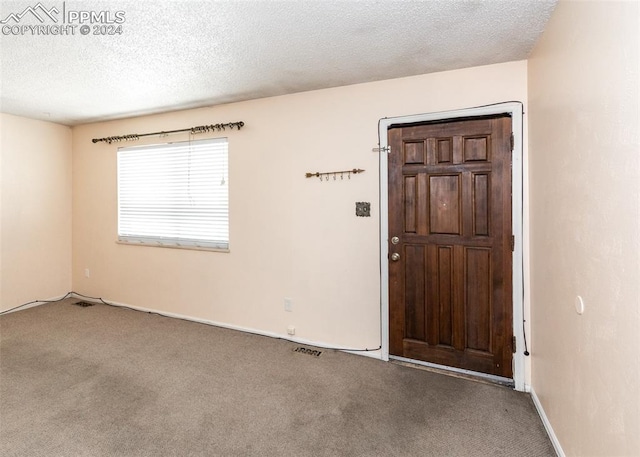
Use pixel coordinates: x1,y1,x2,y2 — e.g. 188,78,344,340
284,298,293,312
287,325,295,335
84,268,90,278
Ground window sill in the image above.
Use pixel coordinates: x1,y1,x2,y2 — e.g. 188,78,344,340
116,240,230,253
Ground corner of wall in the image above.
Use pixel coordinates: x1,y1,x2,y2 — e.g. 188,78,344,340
0,113,73,311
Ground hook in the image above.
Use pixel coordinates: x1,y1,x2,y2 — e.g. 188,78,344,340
305,168,364,181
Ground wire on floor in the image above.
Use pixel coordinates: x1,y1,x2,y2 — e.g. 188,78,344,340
0,291,382,353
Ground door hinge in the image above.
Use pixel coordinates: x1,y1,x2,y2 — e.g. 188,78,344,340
510,133,514,151
512,335,517,353
510,235,515,251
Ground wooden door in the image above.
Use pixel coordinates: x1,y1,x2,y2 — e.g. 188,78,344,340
388,116,513,378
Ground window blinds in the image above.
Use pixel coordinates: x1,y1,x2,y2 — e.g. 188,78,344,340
117,137,229,250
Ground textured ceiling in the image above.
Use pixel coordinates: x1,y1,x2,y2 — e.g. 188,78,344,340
0,0,557,126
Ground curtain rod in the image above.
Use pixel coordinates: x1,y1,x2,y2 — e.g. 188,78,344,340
91,121,245,144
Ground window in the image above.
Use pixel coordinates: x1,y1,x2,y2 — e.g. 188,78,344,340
117,137,229,250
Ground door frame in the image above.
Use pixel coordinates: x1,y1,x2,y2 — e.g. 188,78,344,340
378,102,525,391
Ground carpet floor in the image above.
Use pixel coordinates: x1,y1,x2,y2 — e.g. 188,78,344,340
0,300,555,456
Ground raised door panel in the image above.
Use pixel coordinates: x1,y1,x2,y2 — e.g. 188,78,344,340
429,174,461,235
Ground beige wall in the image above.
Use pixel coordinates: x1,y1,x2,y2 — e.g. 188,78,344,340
0,114,72,310
72,61,528,353
528,1,639,456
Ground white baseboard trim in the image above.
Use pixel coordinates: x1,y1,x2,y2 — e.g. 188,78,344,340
0,292,72,315
530,386,565,457
75,294,383,360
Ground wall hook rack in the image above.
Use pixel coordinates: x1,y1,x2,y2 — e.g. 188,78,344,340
305,168,365,182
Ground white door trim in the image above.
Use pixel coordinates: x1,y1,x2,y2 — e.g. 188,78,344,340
378,102,525,391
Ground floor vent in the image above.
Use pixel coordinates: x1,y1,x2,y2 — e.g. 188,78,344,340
72,301,95,308
293,346,322,357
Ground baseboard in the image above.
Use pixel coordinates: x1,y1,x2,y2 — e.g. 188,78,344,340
0,292,72,315
74,294,382,360
530,386,565,457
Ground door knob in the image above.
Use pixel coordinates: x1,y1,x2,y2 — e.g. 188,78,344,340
391,253,400,261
